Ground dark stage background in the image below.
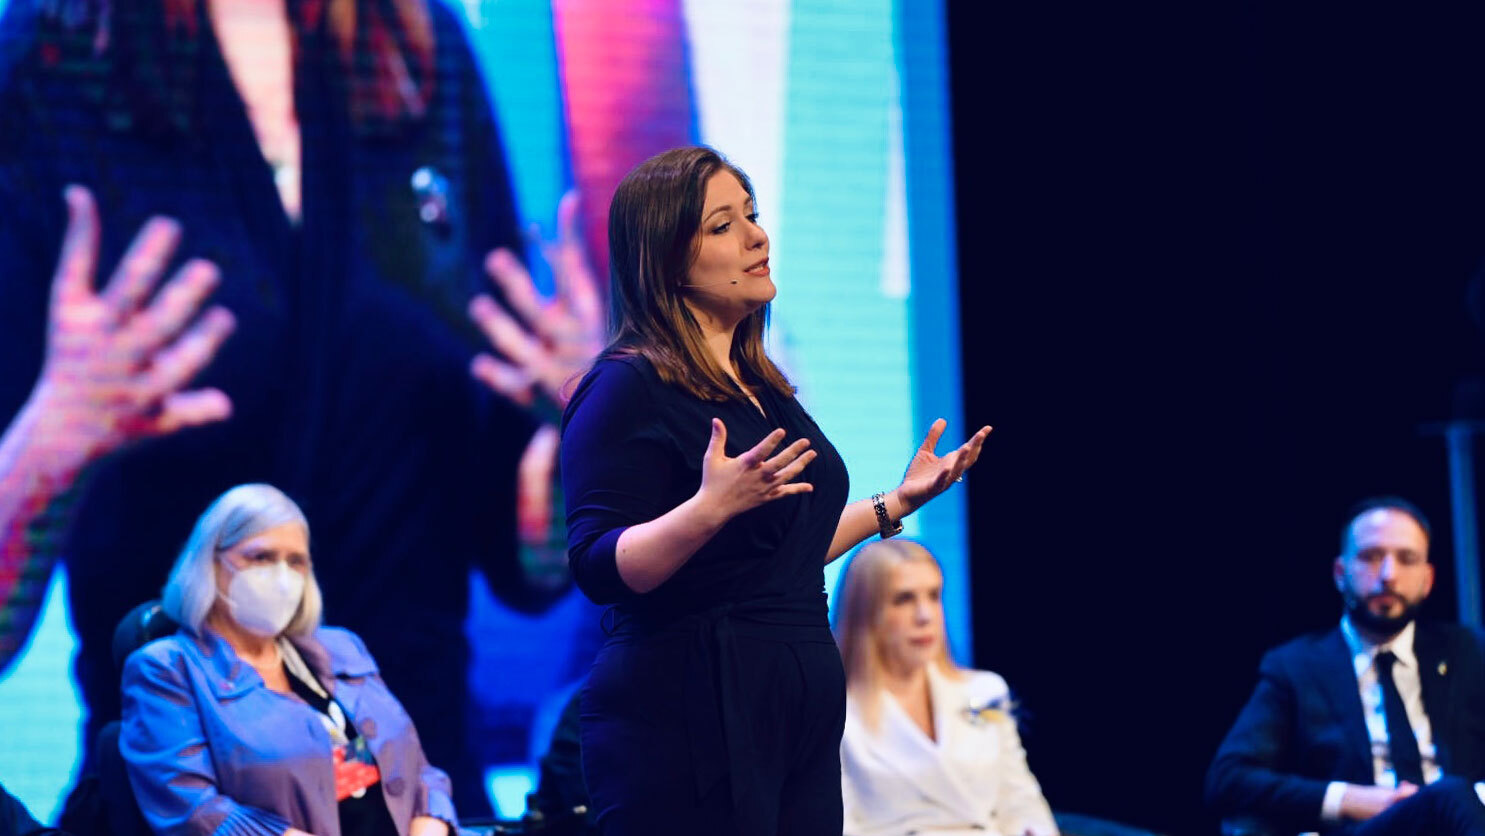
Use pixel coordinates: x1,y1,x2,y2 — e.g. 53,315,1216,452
950,2,1485,833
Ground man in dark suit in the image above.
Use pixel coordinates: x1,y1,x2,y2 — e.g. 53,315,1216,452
1207,497,1485,836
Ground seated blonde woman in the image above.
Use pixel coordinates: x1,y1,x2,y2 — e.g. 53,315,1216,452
835,540,1058,836
120,484,459,836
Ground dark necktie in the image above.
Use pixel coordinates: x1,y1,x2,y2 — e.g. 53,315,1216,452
1375,650,1425,786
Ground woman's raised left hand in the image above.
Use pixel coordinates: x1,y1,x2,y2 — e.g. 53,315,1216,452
892,419,991,515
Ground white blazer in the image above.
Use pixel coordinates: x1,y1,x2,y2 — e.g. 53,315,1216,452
841,666,1058,836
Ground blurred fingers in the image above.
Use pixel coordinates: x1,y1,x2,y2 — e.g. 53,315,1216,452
140,306,235,399
53,185,101,308
556,190,582,244
127,259,221,353
469,293,545,371
483,249,552,338
470,353,535,406
101,216,181,326
566,267,603,331
552,192,603,325
148,388,233,435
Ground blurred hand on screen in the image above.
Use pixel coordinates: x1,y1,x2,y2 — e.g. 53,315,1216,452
28,185,235,473
467,190,604,422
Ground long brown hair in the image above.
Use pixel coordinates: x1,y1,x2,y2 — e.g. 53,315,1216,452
604,146,793,402
834,540,965,731
33,0,433,137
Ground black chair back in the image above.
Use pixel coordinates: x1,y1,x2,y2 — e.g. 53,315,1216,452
110,601,178,675
99,600,179,836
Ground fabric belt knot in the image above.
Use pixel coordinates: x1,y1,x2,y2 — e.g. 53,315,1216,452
684,600,749,808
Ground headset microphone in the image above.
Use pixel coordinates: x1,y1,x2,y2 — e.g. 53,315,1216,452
681,279,741,288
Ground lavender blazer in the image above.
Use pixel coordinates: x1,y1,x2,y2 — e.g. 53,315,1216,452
120,626,459,836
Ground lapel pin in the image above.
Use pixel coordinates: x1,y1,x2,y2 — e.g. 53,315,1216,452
1439,661,1448,676
963,696,1010,726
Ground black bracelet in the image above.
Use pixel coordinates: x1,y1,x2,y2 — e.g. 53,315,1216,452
871,492,903,539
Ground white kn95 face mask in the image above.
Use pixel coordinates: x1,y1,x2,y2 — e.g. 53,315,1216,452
220,561,305,638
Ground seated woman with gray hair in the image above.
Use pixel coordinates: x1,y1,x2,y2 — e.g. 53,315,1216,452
120,483,459,836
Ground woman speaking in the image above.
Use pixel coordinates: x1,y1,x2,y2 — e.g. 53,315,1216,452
561,146,991,835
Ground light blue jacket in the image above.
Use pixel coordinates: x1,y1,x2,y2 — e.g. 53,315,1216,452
121,626,458,836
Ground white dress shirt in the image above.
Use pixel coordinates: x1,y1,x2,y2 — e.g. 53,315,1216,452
1319,617,1441,822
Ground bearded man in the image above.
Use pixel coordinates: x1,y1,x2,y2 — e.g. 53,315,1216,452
1207,497,1485,836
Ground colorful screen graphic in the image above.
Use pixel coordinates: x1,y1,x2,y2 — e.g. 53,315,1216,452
0,0,964,819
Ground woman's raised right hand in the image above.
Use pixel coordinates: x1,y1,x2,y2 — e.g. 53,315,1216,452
696,418,815,522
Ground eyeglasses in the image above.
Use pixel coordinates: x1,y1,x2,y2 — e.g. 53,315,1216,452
219,547,312,572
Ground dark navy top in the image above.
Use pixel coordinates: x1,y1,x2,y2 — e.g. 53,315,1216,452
561,354,851,818
561,354,850,617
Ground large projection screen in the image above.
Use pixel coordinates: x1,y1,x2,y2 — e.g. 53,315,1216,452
0,0,966,819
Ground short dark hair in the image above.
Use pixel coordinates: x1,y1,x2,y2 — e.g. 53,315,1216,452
1340,496,1433,554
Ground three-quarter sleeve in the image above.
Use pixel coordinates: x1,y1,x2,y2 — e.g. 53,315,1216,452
120,650,292,836
561,359,680,604
414,760,458,827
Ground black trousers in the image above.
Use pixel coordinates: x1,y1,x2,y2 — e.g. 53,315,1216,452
580,633,846,836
